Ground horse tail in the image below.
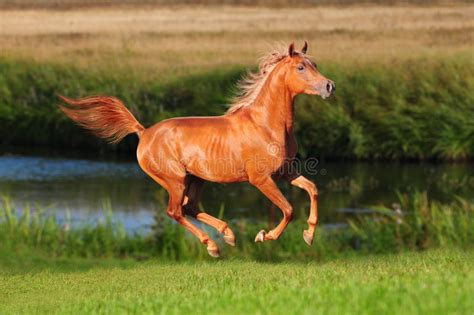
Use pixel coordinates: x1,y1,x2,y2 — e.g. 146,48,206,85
58,95,145,144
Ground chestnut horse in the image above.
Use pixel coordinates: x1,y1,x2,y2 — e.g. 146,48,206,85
60,42,335,257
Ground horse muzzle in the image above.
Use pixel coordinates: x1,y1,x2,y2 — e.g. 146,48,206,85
319,80,335,99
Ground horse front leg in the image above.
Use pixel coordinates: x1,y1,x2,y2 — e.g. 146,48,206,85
290,175,318,246
250,176,293,242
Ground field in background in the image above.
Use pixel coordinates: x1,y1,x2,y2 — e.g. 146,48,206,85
0,5,473,78
0,0,471,9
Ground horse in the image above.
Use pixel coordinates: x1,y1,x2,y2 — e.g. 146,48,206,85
59,42,335,258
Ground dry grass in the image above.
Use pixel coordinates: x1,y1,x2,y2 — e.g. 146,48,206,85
0,0,470,9
0,5,473,78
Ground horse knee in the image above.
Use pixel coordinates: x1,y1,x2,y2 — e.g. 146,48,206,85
308,182,318,198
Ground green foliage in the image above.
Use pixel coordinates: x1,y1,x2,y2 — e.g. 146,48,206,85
296,57,474,160
0,55,473,160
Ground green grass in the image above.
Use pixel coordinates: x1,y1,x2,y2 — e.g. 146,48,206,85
1,193,472,313
0,249,473,314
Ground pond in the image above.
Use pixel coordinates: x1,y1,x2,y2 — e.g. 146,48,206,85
1,151,473,233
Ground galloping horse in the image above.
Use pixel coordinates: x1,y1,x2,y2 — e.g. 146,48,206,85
60,42,335,257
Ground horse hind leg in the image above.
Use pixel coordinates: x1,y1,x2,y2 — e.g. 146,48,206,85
165,178,221,258
183,176,236,247
140,161,221,258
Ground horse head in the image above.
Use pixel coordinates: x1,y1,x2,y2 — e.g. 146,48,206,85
283,42,335,99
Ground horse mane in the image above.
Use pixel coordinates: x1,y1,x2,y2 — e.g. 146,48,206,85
227,48,287,114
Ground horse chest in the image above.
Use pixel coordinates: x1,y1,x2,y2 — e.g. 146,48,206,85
260,139,289,174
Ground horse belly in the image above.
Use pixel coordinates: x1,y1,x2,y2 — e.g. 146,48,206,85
181,137,247,183
185,156,247,183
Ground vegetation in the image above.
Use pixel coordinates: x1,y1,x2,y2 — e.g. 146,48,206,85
1,54,473,160
1,5,473,160
0,249,473,314
1,193,473,261
2,190,473,313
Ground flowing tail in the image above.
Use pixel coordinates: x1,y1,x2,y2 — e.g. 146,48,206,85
58,95,145,144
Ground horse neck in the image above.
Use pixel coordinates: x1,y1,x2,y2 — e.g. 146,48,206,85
248,68,295,136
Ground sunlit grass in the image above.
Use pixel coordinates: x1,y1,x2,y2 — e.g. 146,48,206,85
1,191,473,313
0,249,473,314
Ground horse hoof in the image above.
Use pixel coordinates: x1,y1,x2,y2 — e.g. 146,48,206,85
222,227,236,247
224,234,236,247
207,246,220,258
303,230,313,246
255,229,266,243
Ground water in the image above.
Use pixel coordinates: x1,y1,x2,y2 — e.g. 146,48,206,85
1,152,473,233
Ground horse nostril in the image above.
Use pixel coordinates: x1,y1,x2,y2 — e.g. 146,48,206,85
326,82,332,93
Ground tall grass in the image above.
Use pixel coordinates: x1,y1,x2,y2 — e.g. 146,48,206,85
348,192,474,253
1,193,473,261
1,55,473,160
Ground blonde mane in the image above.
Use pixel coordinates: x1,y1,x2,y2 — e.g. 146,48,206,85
227,49,287,114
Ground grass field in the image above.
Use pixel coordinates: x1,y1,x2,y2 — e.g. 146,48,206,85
1,0,470,9
1,249,473,314
1,5,472,78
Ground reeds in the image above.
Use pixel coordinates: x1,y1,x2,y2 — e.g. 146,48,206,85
1,193,473,261
348,192,474,253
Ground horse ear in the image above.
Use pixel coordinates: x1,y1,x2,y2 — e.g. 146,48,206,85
288,42,295,56
301,41,308,54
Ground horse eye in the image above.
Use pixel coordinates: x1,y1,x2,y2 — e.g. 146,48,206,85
297,65,305,72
